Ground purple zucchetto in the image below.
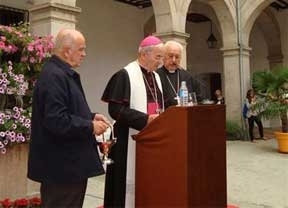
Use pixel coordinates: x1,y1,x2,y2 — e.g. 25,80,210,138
139,35,162,48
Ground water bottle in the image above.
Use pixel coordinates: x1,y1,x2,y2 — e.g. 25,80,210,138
179,81,189,106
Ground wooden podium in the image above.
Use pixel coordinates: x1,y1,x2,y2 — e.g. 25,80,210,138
133,105,226,208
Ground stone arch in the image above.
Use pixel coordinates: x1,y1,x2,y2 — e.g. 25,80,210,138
250,8,282,68
184,0,236,51
185,0,236,48
186,2,221,34
242,0,275,45
185,0,236,92
151,0,192,33
206,0,237,48
185,1,223,69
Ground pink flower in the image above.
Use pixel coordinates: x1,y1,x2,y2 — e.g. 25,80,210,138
21,56,28,62
0,148,6,154
27,44,34,52
0,41,5,48
0,23,53,155
29,57,36,63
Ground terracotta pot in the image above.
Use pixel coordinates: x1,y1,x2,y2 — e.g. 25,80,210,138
274,131,288,153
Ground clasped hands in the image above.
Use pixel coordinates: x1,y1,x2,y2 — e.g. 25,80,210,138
92,113,111,135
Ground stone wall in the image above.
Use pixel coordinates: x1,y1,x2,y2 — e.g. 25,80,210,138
0,144,39,200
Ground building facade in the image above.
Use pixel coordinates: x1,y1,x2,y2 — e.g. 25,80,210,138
2,0,288,124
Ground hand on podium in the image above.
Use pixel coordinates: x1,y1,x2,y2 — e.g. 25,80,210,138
147,114,159,125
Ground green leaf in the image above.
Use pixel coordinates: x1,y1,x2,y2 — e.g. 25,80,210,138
252,67,288,132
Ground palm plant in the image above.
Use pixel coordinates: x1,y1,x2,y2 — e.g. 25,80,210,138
252,67,288,133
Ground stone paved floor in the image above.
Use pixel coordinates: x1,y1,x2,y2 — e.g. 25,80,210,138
83,175,105,208
83,129,288,208
227,138,288,208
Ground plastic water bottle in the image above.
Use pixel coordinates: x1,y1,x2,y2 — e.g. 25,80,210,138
179,81,189,106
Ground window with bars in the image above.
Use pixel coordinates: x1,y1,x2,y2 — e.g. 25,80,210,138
0,5,29,26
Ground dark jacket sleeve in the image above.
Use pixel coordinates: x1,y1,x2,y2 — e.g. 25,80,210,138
38,69,93,138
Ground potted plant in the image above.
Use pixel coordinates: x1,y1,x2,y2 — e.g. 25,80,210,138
253,66,288,153
226,120,244,140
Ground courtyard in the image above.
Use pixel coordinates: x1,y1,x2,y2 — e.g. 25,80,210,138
83,129,288,208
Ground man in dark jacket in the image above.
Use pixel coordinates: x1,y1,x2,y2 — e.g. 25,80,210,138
27,29,110,208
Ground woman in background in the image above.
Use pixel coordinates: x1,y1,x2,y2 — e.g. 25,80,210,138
245,89,265,142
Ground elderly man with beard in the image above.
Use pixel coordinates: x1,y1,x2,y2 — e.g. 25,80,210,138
157,40,200,108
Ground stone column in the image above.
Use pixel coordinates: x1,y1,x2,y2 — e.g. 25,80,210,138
29,1,81,37
155,31,190,69
277,10,288,66
221,46,251,122
151,0,191,69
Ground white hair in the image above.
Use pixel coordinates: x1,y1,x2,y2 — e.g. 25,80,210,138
164,40,183,53
53,29,84,54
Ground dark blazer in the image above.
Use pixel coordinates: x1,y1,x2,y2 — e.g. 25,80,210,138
27,55,104,183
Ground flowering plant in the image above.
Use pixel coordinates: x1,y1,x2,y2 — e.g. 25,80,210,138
0,61,28,95
0,23,53,154
0,106,31,154
0,23,53,92
0,197,41,208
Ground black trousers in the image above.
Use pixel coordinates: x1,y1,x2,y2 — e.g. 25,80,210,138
248,115,264,141
40,179,87,208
